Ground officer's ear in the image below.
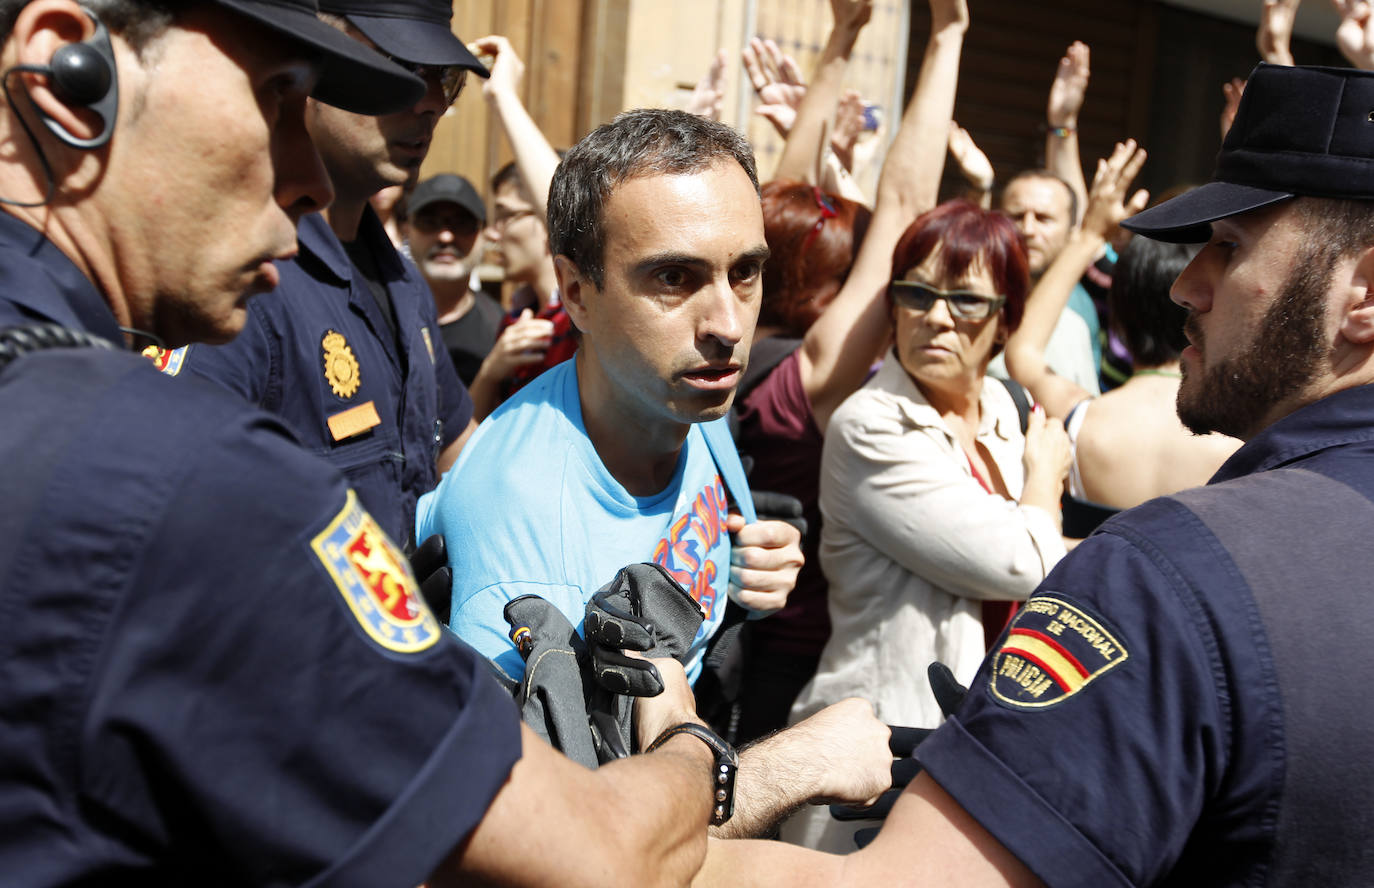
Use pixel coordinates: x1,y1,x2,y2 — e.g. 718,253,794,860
7,0,110,150
555,254,592,334
1339,245,1374,346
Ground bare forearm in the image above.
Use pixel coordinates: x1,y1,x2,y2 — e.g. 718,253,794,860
707,732,825,839
487,89,561,222
1003,230,1101,399
1044,127,1088,224
694,838,843,888
774,17,867,183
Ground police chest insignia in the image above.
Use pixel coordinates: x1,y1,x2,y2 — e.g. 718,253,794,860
990,596,1129,709
321,330,361,398
421,326,435,364
141,345,188,376
311,490,441,653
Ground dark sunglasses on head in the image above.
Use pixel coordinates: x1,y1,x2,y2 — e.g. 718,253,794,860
889,280,1005,321
382,53,468,106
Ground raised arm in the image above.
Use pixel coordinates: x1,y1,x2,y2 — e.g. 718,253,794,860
772,0,874,184
1003,140,1148,419
798,0,969,432
1258,0,1301,65
947,121,995,208
470,35,561,223
1335,0,1374,69
1044,41,1090,224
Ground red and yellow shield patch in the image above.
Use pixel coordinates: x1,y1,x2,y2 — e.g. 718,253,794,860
311,491,441,653
991,596,1129,709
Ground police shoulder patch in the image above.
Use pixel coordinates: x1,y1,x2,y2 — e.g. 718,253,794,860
142,345,188,376
311,490,441,653
990,595,1129,709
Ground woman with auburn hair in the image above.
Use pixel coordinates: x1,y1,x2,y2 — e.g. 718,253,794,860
783,200,1071,851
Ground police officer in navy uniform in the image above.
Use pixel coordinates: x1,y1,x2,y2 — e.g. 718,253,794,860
180,0,485,549
694,62,1374,887
0,1,739,884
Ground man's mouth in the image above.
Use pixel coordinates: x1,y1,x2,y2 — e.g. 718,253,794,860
680,364,742,391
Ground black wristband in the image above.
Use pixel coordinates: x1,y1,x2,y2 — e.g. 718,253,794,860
647,722,738,825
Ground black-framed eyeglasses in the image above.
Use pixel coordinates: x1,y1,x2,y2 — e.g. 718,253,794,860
382,53,468,107
889,280,1005,321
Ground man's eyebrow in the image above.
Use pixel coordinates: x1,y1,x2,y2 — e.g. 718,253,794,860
738,246,771,265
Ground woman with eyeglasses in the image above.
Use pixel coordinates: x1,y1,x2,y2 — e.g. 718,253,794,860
727,0,970,748
783,200,1071,850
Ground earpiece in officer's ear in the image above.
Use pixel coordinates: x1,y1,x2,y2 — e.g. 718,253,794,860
29,8,119,149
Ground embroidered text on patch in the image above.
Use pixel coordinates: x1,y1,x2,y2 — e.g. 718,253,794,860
990,596,1128,709
312,490,440,653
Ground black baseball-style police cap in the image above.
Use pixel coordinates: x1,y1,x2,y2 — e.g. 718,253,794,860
212,0,426,114
318,0,489,75
1123,63,1374,243
409,174,486,224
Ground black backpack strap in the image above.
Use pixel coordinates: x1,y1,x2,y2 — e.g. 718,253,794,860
991,374,1032,434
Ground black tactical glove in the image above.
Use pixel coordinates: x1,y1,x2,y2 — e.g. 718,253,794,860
409,534,452,625
583,562,704,697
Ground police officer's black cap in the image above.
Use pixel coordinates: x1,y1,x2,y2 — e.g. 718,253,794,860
1124,63,1374,244
317,0,489,76
212,0,426,114
410,174,485,224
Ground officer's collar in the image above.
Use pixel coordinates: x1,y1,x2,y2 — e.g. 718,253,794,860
0,211,124,346
1211,383,1374,483
296,205,406,286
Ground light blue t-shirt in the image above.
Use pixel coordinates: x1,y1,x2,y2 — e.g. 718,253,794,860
416,360,734,683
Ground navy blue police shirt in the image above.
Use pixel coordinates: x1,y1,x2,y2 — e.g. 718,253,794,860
0,215,521,886
178,208,472,547
918,383,1374,887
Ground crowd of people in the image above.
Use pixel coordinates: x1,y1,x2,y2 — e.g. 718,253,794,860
4,0,1374,884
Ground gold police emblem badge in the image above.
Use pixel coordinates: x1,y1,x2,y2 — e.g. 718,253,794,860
322,330,360,398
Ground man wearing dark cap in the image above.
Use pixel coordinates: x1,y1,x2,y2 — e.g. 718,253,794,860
0,2,748,885
404,172,504,386
181,0,485,548
695,61,1374,886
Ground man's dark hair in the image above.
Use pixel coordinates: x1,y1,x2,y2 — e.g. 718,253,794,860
1107,237,1198,367
548,108,759,288
0,0,189,53
1001,168,1078,227
1291,195,1374,261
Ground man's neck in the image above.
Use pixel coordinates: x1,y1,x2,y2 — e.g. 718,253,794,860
575,350,689,496
324,198,369,243
433,280,474,324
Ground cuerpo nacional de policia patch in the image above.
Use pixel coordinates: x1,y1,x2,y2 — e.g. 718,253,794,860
990,596,1129,709
311,490,441,653
142,345,188,376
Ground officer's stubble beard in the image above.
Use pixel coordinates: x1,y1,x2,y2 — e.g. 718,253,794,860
1176,241,1332,441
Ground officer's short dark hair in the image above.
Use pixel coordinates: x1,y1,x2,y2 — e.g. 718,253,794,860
1108,237,1198,368
0,0,190,53
548,108,759,289
1001,168,1079,228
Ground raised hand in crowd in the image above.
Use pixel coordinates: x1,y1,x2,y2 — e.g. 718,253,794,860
1334,0,1374,68
467,308,555,420
1045,40,1091,222
830,88,867,172
1220,77,1246,140
742,37,808,136
1004,140,1149,421
772,0,873,185
469,34,561,222
1258,0,1302,65
686,49,729,120
1019,404,1075,522
947,120,994,206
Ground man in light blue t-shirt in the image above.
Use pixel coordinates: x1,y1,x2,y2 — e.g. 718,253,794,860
417,108,800,685
417,109,895,839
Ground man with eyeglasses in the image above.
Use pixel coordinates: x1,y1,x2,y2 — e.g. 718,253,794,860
179,0,485,549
